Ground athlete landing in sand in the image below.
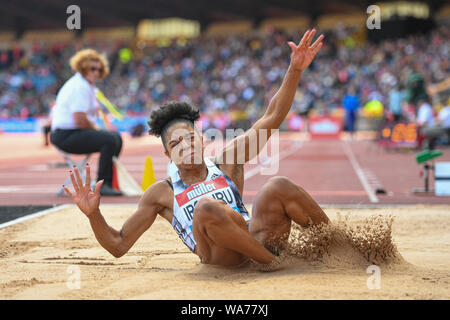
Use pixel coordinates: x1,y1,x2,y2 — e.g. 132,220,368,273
64,29,330,267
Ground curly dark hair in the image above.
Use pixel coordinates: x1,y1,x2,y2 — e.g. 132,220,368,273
147,101,200,149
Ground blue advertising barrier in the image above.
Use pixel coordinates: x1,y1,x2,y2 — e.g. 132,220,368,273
0,117,149,133
0,118,40,132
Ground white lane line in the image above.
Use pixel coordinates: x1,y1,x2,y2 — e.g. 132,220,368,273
0,185,61,193
342,141,379,203
0,204,72,230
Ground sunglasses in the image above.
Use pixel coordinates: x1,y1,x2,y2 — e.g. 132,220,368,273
90,66,103,73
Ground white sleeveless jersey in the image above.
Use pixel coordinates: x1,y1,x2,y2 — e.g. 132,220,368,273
168,158,251,252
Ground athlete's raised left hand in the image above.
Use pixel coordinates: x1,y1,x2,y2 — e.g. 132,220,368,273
64,164,103,217
288,28,324,72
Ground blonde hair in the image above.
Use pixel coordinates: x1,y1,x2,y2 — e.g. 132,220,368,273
69,48,110,79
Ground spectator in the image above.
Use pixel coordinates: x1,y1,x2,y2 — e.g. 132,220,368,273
406,69,427,109
388,83,406,122
342,86,360,138
416,98,435,128
422,100,450,150
416,98,435,149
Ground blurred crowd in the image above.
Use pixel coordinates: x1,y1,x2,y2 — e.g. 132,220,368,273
0,24,449,133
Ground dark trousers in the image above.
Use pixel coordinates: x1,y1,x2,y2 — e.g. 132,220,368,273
345,111,357,133
50,129,122,186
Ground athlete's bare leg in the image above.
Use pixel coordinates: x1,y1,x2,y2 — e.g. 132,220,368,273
192,197,276,267
249,176,329,254
192,176,328,267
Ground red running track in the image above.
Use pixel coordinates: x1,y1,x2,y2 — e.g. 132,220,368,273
0,133,449,206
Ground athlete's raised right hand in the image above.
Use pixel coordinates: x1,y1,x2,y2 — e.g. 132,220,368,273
63,164,103,217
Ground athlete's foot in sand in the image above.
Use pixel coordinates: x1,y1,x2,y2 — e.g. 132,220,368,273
249,250,292,272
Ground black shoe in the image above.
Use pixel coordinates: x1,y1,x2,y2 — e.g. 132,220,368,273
100,184,122,196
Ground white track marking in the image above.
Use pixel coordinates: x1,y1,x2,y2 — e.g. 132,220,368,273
342,141,379,203
0,204,72,230
363,168,384,190
0,185,59,193
27,165,49,171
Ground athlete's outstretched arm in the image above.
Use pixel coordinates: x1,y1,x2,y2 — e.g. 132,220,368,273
64,165,165,258
218,29,324,165
254,29,323,131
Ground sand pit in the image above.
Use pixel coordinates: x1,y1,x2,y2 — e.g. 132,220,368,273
0,205,449,300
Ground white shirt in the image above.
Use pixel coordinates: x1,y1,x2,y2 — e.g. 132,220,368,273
51,73,98,130
417,103,434,127
438,106,450,128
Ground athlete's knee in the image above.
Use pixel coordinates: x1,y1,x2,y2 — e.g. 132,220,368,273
194,197,226,225
266,176,298,193
195,197,219,212
268,176,292,185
